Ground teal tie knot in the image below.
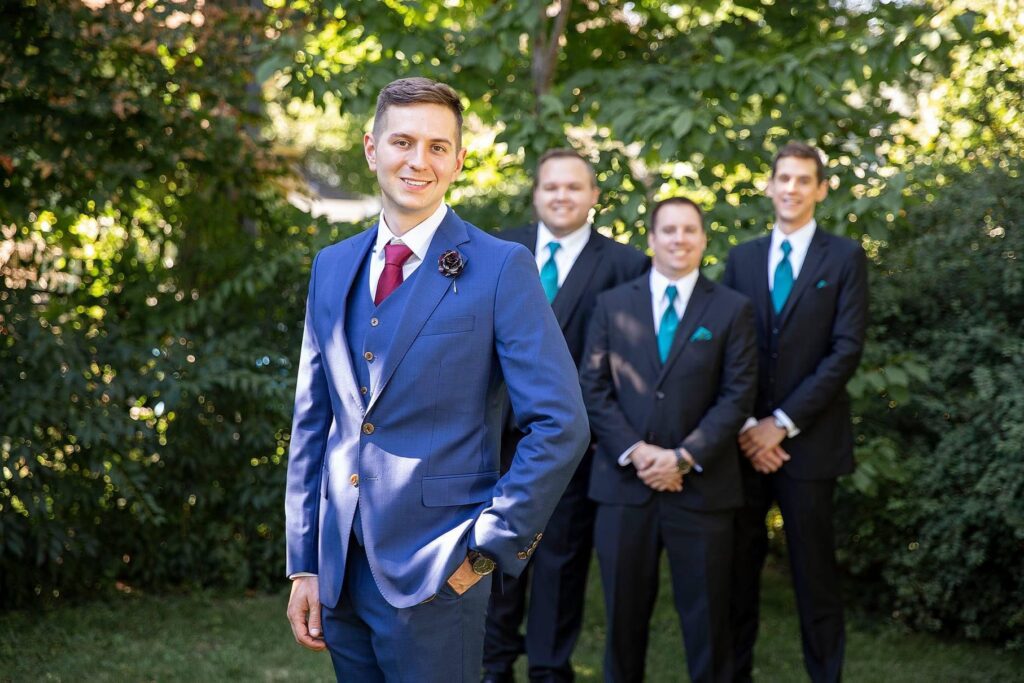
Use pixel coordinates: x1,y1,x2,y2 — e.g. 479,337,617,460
540,241,561,303
658,285,680,363
772,239,794,314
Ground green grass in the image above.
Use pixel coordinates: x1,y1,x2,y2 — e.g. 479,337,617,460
1,559,1021,682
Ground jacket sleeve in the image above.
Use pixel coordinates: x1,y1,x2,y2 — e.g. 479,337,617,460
579,295,645,461
679,298,758,467
470,245,590,577
779,244,869,429
284,252,333,577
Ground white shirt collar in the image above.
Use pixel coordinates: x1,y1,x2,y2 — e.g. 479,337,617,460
536,221,591,255
375,203,450,262
770,218,816,255
650,267,699,305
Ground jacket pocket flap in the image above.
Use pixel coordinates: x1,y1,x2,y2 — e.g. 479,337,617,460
422,471,498,507
420,315,475,336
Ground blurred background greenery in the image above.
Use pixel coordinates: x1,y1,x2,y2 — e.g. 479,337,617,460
1,0,1021,656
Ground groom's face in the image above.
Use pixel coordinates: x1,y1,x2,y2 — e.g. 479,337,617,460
364,103,466,232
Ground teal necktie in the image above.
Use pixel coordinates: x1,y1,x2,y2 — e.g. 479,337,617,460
540,241,561,303
772,240,793,314
658,285,679,363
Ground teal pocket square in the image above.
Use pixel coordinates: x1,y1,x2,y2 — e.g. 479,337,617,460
816,279,828,289
690,326,713,342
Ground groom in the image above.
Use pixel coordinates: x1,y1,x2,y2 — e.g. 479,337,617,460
284,77,590,681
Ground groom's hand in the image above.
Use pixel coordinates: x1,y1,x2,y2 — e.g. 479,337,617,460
445,557,483,596
287,575,326,651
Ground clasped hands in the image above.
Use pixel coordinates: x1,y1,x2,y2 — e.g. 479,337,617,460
629,443,685,492
738,417,792,473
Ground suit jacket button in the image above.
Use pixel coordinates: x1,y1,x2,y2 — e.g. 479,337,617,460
772,328,779,334
517,551,528,560
349,474,359,487
771,352,779,359
370,317,379,327
360,386,368,395
363,351,374,362
362,422,374,435
655,391,665,400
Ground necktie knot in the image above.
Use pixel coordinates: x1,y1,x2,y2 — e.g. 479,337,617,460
665,284,678,305
547,241,561,259
384,242,414,267
780,240,792,257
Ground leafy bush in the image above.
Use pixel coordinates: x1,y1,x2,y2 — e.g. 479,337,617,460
837,161,1024,647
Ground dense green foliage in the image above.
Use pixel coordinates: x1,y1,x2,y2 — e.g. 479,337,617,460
1,0,1022,650
837,162,1024,647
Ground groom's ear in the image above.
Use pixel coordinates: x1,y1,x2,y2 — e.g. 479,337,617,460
364,132,378,172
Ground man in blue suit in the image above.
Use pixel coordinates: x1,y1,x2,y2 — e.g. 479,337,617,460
725,142,868,683
284,77,590,682
581,197,758,683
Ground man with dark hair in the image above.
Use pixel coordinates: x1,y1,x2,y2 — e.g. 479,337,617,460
284,77,590,681
725,141,868,683
580,196,757,683
483,148,648,683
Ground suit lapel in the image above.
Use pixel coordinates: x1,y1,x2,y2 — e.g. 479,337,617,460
626,278,662,381
551,230,604,329
657,274,714,387
778,229,828,327
754,236,773,327
365,208,469,415
323,228,376,410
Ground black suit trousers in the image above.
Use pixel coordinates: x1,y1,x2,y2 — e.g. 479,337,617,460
483,459,595,682
730,472,845,683
595,496,735,683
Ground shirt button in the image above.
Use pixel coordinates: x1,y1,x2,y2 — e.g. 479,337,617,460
772,328,779,334
360,386,368,395
362,422,374,435
370,318,379,327
364,351,374,362
349,474,359,487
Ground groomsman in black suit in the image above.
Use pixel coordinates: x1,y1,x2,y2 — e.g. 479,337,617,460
725,142,868,683
483,149,649,683
580,197,758,683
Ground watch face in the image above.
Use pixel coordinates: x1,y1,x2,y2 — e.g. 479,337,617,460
472,555,496,575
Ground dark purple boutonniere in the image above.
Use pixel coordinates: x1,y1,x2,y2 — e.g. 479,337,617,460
438,249,466,293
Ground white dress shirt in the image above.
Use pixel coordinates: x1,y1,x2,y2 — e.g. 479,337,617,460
534,221,592,286
368,202,450,297
767,219,816,290
618,267,703,470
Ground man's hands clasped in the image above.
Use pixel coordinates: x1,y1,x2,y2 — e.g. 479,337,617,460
629,443,686,492
739,416,792,474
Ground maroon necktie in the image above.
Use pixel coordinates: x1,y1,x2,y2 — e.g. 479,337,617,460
374,242,415,305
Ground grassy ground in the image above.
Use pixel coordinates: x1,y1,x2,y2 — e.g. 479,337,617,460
2,559,1021,682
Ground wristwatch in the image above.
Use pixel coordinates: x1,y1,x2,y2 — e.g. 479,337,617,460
673,448,693,475
467,550,496,576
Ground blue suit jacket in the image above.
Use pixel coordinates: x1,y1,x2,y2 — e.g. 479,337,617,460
284,208,590,609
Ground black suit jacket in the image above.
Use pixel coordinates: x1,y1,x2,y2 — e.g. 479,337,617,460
722,228,868,480
497,224,650,367
580,273,758,511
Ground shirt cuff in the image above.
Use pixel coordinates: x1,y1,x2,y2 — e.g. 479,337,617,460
773,409,801,438
618,441,644,467
740,417,758,434
289,572,317,579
